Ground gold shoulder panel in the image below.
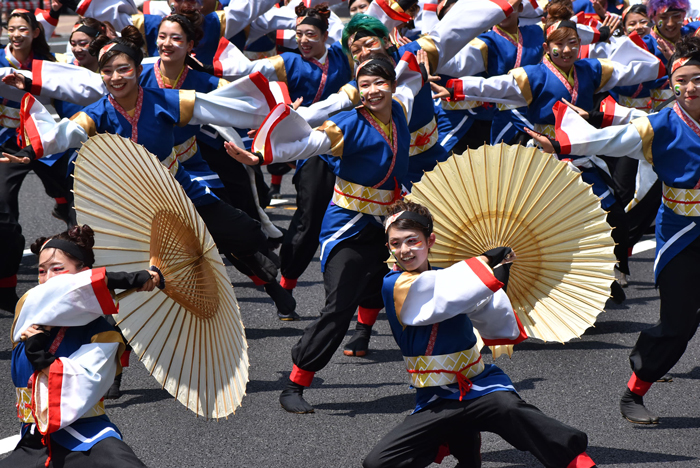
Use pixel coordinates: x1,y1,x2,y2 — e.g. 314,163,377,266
631,116,655,165
178,89,196,127
130,14,149,55
509,68,533,106
70,112,97,137
91,330,127,374
341,84,361,106
267,55,288,84
470,38,489,72
10,292,29,349
416,35,439,75
317,120,344,158
393,271,420,327
595,59,615,93
217,11,227,39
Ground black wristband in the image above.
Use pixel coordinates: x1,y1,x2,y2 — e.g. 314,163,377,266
15,145,37,161
418,63,428,84
598,26,611,43
546,137,562,154
481,247,513,268
106,270,152,289
25,332,56,371
25,76,33,92
587,109,605,128
186,55,215,76
49,7,61,20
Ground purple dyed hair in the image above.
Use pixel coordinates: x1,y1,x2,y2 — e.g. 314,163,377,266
647,0,690,18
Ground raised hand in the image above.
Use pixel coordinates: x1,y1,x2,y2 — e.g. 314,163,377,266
224,141,261,166
524,128,556,153
0,152,31,164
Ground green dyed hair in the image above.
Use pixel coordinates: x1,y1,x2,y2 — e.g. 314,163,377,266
341,13,390,55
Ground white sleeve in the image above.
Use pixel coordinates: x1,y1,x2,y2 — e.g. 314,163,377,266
0,68,40,103
400,258,504,326
468,289,523,342
246,4,296,44
296,84,358,127
596,56,665,93
252,104,333,164
214,41,279,82
555,103,647,161
223,0,281,39
436,40,488,77
35,10,59,42
31,61,106,106
447,74,530,107
75,0,139,30
32,342,120,433
12,269,117,344
188,73,287,128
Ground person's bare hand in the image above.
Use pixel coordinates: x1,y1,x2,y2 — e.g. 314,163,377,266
506,0,522,9
0,152,30,164
592,0,606,20
657,40,674,60
561,98,589,120
51,0,63,11
224,141,260,165
430,82,451,99
2,72,28,90
601,14,620,37
416,49,440,83
137,270,161,292
291,97,303,110
524,127,555,153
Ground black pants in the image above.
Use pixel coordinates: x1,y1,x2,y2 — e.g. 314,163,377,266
0,139,72,281
198,140,269,222
607,202,630,275
280,157,335,281
291,224,388,373
629,234,700,382
0,430,146,468
604,155,638,208
363,392,589,468
196,200,268,258
627,180,662,247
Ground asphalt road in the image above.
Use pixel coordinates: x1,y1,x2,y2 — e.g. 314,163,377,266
0,171,699,468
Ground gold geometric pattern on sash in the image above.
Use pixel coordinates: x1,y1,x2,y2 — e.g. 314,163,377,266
618,96,651,111
662,183,700,217
161,149,180,177
533,123,556,139
16,387,106,423
650,88,674,110
442,99,484,111
404,345,484,388
331,177,396,216
174,136,198,163
409,117,438,156
0,105,20,129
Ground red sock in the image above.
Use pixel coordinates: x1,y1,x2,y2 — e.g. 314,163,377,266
358,307,381,326
271,174,283,185
627,373,653,396
280,276,297,290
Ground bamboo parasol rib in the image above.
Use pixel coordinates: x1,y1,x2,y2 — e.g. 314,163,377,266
407,143,617,355
73,134,248,419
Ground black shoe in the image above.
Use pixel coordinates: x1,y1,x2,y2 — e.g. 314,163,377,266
610,280,626,304
104,373,122,400
657,373,673,383
264,282,299,321
343,323,373,356
0,287,19,313
620,388,659,424
279,380,314,413
51,203,77,228
269,183,282,199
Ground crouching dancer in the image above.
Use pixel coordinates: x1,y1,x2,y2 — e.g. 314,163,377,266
363,200,596,468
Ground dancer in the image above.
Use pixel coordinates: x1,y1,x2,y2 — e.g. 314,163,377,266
436,0,665,302
1,26,291,317
227,51,425,413
363,200,596,468
2,225,156,467
0,8,72,313
527,34,700,425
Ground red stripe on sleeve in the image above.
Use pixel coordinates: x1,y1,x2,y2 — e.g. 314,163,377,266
553,101,572,154
375,0,413,22
212,37,229,78
482,309,528,346
424,3,437,12
36,10,59,27
488,0,514,17
143,1,151,15
290,365,315,387
600,95,616,128
276,29,286,47
18,94,45,159
248,71,277,112
30,60,43,95
91,267,118,315
46,359,64,434
465,258,503,293
76,0,92,16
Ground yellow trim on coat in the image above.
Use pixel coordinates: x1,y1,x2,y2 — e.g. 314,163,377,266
509,68,533,106
341,83,361,106
130,14,149,56
178,89,196,127
267,55,288,84
416,35,439,75
317,120,344,157
470,37,489,73
70,112,97,137
393,271,420,327
631,116,655,165
595,59,615,93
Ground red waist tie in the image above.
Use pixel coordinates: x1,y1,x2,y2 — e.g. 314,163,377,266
407,355,482,401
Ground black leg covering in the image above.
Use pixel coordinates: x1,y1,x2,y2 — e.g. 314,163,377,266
290,225,388,373
606,201,629,275
629,235,700,382
363,392,588,468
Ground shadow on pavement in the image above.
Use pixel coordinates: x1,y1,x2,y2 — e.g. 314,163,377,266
104,388,172,410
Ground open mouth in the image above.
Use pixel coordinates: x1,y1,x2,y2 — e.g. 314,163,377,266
111,82,126,91
367,94,384,105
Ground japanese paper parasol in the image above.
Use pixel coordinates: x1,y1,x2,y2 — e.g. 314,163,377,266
73,133,248,419
407,143,616,350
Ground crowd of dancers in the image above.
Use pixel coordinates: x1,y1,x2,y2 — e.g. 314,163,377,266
1,0,699,466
